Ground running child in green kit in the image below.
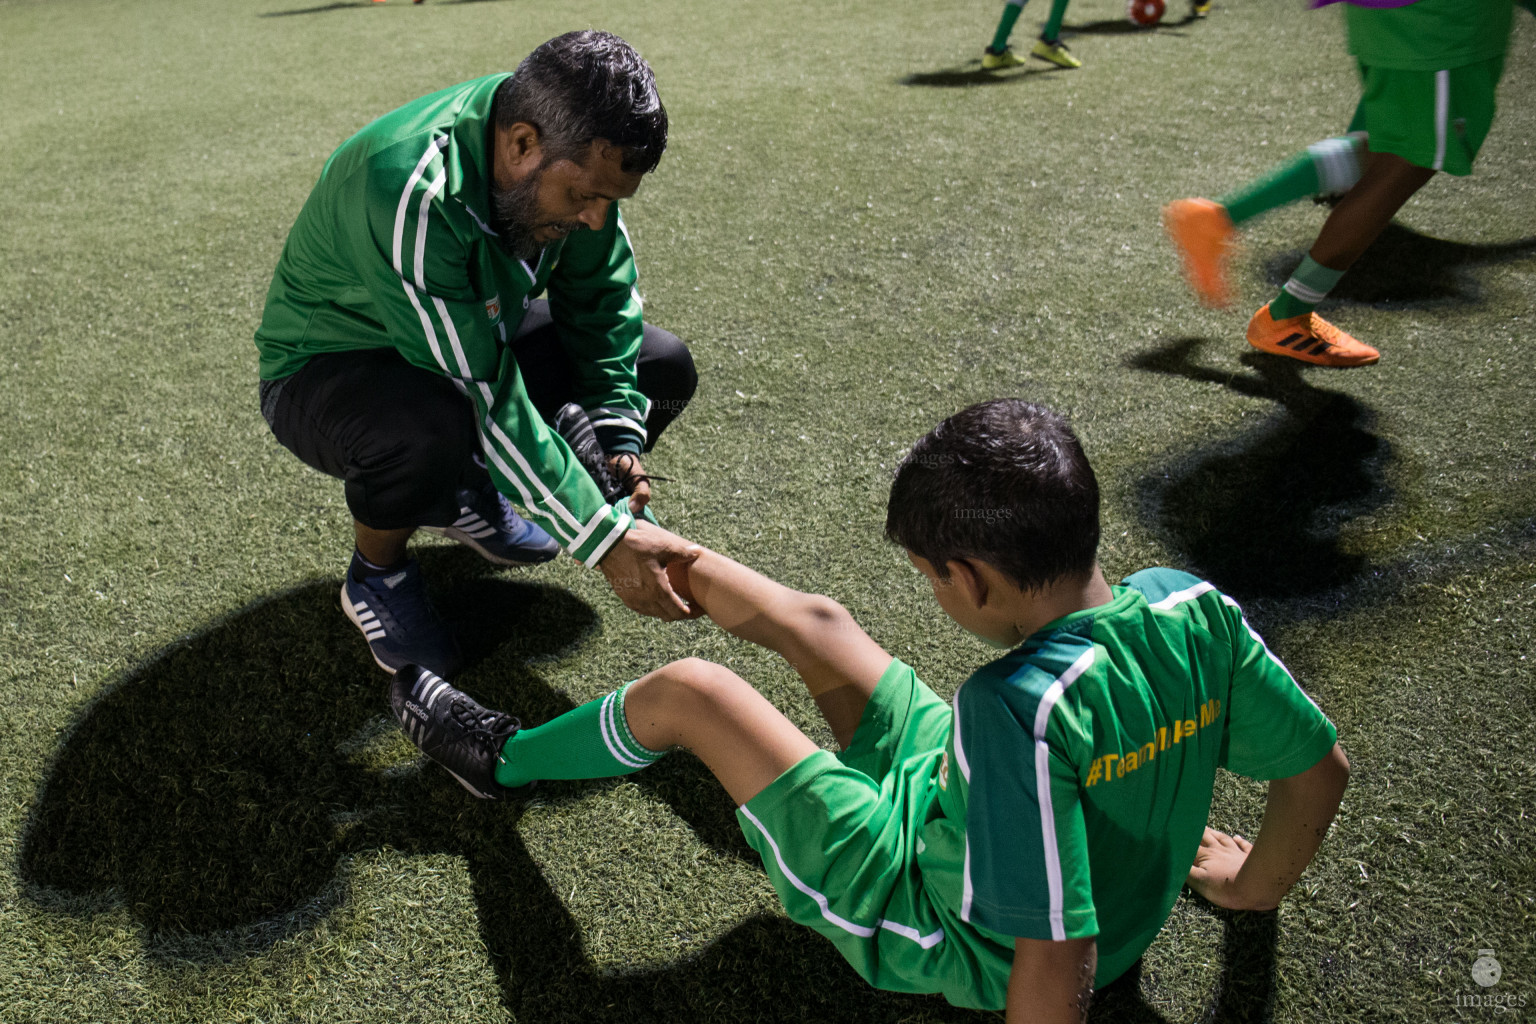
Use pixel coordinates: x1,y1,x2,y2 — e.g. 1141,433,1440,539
391,398,1350,1021
1165,0,1534,367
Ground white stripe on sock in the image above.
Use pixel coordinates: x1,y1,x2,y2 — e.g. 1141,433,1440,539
1283,277,1328,305
1307,137,1362,195
598,690,651,769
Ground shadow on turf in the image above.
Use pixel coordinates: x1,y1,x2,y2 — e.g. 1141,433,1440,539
901,12,1203,87
19,549,611,934
259,0,510,15
14,543,1290,1021
260,1,375,14
1265,222,1536,307
1094,910,1278,1023
1129,338,1391,599
9,548,964,1021
899,63,1057,88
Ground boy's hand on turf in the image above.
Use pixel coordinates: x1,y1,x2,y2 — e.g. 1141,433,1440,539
1186,827,1259,910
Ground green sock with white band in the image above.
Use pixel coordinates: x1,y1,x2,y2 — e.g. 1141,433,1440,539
1268,255,1346,320
494,681,667,789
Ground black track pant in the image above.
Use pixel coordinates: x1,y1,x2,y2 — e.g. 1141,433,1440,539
260,301,697,531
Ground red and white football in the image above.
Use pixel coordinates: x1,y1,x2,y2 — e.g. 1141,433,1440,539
1127,0,1166,24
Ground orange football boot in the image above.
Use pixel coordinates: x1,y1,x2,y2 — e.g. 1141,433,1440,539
1246,304,1379,367
1163,197,1236,308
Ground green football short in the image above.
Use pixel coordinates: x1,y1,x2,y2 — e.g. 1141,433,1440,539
735,659,995,1007
1348,55,1506,176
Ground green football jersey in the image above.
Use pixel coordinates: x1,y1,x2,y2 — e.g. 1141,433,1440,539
1346,0,1515,71
254,74,650,566
918,569,1338,986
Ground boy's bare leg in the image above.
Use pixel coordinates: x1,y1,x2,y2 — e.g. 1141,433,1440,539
1309,148,1435,271
680,545,896,749
624,658,821,805
399,526,894,800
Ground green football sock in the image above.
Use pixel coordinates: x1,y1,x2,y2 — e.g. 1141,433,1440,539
1220,135,1365,226
1268,255,1345,320
494,682,667,789
989,0,1025,51
1042,0,1070,41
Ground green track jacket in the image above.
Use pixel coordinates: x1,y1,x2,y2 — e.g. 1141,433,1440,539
256,74,647,566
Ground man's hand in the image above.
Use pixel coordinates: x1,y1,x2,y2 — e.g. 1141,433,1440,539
610,453,650,516
1186,827,1261,910
597,519,699,621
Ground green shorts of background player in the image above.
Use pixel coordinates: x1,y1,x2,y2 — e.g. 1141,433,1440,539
1164,0,1532,368
392,399,1350,1022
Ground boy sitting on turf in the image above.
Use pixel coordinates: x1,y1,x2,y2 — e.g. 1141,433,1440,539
391,398,1350,1021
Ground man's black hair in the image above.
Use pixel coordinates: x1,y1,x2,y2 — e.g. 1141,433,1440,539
885,399,1100,592
494,30,667,175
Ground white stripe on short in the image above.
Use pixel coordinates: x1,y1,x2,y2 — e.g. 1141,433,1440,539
1433,69,1449,171
738,804,946,949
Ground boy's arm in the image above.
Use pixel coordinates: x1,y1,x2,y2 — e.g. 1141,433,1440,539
1006,937,1096,1024
1188,742,1349,911
669,541,894,702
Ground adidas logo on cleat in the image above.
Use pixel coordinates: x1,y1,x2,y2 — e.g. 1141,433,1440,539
388,666,520,800
1276,332,1334,357
1245,304,1379,367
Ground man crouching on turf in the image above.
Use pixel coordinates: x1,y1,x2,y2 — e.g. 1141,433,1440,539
256,32,696,680
390,398,1350,1021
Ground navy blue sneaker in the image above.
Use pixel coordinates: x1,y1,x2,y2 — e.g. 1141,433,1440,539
390,664,519,799
341,553,463,676
421,481,560,567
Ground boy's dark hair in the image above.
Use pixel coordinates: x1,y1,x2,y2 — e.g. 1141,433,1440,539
494,30,668,175
886,399,1100,592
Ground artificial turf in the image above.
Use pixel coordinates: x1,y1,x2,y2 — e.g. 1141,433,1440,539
1,0,1533,1020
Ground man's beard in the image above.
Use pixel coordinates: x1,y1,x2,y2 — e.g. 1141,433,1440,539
488,168,584,262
